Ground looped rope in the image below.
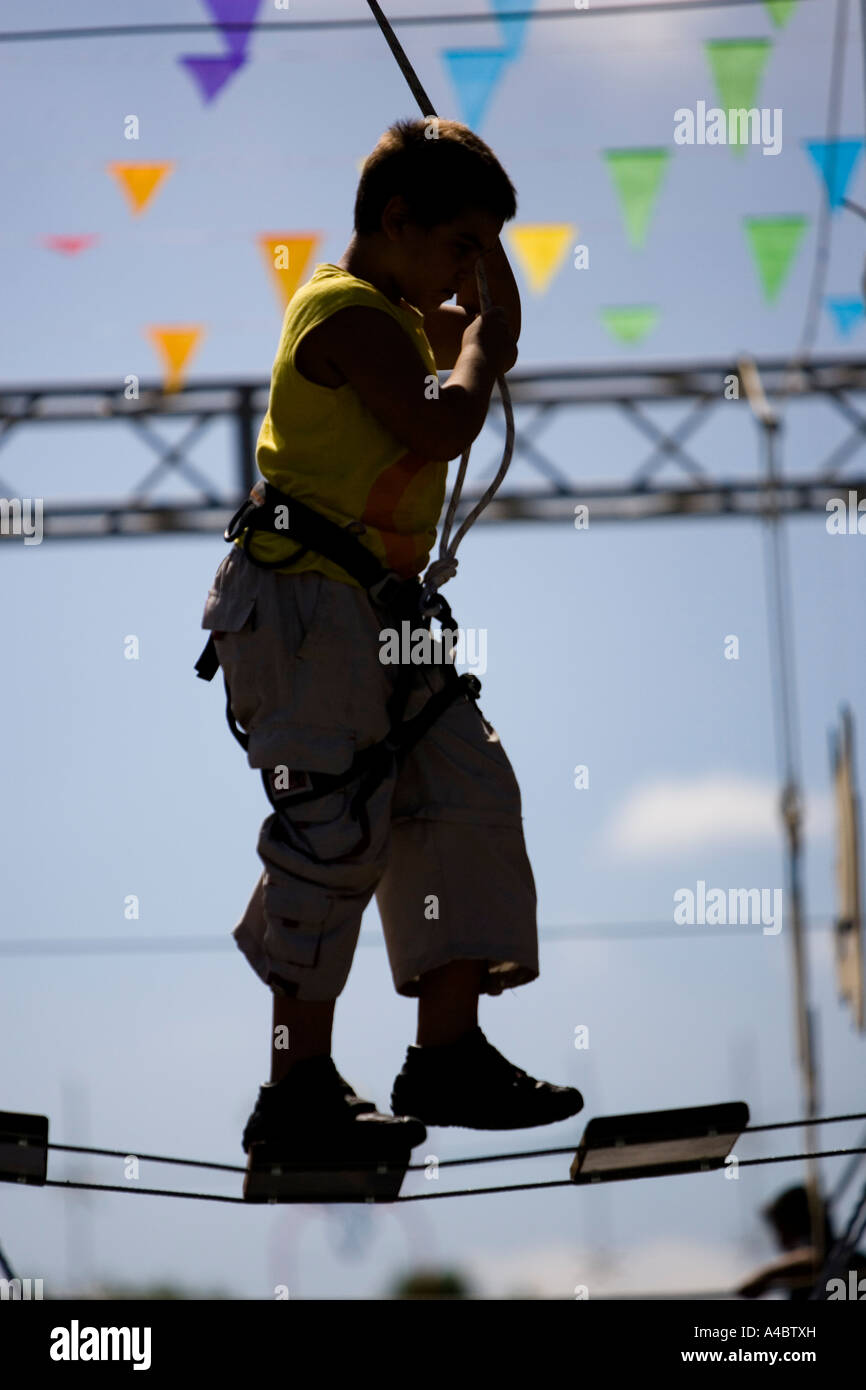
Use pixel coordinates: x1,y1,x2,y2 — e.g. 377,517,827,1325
419,222,516,614
364,0,517,613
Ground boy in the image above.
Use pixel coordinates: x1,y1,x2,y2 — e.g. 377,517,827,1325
199,119,583,1166
737,1185,866,1300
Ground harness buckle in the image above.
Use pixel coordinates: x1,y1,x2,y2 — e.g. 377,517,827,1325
224,497,257,543
420,589,447,621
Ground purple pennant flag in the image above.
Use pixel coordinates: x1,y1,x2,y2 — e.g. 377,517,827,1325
180,52,246,103
201,0,262,57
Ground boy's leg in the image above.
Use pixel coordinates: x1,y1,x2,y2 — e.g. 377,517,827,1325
270,991,335,1081
209,554,396,1004
378,676,583,1128
375,670,540,1001
205,555,430,1155
415,959,486,1045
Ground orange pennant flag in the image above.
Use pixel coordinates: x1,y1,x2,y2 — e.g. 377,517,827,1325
145,325,204,392
108,162,174,216
259,233,322,309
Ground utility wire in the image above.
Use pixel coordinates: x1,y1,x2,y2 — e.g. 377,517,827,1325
0,1238,17,1281
809,1177,866,1297
0,2,818,46
828,1124,866,1204
777,0,850,415
0,916,839,957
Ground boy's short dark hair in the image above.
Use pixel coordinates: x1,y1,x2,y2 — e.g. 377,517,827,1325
763,1186,834,1248
354,118,517,236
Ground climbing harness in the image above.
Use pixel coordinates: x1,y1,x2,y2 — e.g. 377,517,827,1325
194,0,516,847
194,481,482,855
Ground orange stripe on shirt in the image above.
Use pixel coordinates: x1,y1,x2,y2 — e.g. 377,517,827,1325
362,452,429,575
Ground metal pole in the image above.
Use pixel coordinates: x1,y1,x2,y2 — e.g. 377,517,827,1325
739,357,824,1270
236,387,256,498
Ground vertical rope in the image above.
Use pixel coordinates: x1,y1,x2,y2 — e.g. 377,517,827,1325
364,0,516,610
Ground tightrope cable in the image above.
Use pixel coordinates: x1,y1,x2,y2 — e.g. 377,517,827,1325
44,1110,866,1181
40,1144,866,1205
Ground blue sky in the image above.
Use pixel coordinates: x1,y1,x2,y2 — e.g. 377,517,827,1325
2,0,866,1299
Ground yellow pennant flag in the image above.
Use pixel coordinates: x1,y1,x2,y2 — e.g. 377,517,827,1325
145,325,204,392
505,224,575,294
259,233,322,309
108,162,174,216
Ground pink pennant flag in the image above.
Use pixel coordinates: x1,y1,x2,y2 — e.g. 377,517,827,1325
42,234,99,256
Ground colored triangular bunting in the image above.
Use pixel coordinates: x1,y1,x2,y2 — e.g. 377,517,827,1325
604,149,670,249
180,52,246,103
491,0,535,59
506,224,575,293
600,306,658,344
804,139,864,210
826,296,865,337
705,40,772,158
763,0,798,26
743,216,807,302
42,235,99,255
201,0,262,57
146,326,205,392
108,162,173,216
259,234,322,309
441,49,511,131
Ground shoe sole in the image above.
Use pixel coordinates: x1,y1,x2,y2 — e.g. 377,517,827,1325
391,1091,584,1131
242,1113,427,1156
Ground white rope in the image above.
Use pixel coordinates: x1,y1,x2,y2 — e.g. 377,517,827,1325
420,261,516,611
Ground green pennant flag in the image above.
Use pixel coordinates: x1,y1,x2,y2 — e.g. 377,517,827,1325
764,0,798,27
605,149,670,249
744,216,808,303
705,39,772,158
600,306,659,344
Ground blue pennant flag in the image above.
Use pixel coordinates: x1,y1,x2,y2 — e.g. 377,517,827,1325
826,296,865,337
804,139,864,209
491,0,536,59
441,49,511,131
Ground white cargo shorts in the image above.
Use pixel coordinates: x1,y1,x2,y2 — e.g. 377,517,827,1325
201,544,539,1001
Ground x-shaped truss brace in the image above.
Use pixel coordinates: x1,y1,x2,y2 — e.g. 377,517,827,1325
468,393,718,503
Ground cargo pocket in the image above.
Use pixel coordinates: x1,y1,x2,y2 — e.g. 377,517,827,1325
201,547,260,634
261,869,333,971
203,557,331,762
234,870,332,974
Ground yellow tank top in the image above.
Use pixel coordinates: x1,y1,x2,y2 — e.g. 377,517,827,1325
237,263,447,585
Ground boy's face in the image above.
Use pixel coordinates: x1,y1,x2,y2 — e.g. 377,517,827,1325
383,199,503,310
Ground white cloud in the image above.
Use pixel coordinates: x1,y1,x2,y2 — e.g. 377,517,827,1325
601,775,833,859
466,1238,753,1300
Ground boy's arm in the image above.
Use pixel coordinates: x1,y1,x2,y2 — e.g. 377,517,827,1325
423,238,521,371
318,306,501,461
735,1249,819,1298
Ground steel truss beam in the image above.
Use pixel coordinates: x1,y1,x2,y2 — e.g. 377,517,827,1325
1,358,865,541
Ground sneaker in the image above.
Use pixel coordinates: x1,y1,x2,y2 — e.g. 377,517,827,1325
390,1026,584,1130
243,1055,427,1161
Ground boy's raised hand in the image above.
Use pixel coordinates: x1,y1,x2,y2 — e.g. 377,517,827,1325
461,305,518,376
